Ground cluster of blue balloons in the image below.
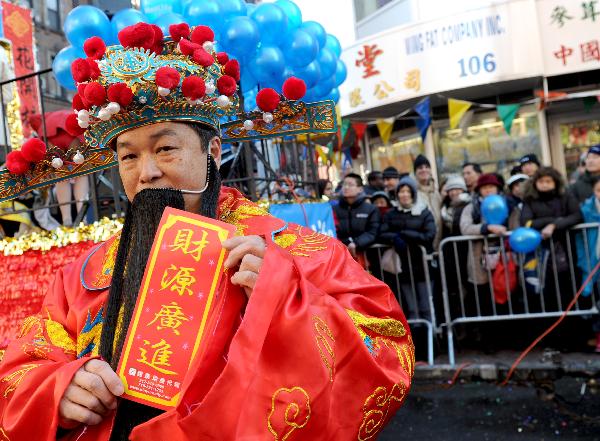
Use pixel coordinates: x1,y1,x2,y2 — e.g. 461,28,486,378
52,0,347,108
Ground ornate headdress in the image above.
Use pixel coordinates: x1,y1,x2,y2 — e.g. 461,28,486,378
0,22,337,203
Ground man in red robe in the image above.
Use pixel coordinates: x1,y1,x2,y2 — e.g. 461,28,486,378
0,22,413,441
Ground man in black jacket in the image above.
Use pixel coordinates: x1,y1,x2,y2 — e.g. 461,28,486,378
334,173,380,258
571,144,600,203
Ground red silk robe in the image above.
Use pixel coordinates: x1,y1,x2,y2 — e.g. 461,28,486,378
0,187,414,441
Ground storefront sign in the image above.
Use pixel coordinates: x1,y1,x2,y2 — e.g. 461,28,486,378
339,0,543,116
537,0,600,76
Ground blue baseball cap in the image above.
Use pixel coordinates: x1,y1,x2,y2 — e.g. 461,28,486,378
588,144,600,156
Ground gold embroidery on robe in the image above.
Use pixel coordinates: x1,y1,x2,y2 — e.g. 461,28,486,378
358,383,407,441
313,316,335,382
268,386,311,441
285,225,329,257
219,194,269,235
0,427,9,441
44,314,76,355
94,236,120,287
1,364,39,398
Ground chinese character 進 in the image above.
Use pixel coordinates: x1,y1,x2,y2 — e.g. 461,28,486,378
137,338,177,375
147,301,190,336
404,69,421,92
355,44,383,78
349,88,364,108
554,44,574,66
373,81,395,100
161,264,196,296
550,6,573,27
582,1,600,21
170,229,210,262
581,40,600,62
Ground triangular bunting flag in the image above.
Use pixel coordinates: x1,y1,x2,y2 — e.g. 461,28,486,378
414,97,431,142
352,122,367,141
376,118,395,145
316,145,328,164
343,148,353,167
497,104,520,135
340,118,351,143
448,99,472,129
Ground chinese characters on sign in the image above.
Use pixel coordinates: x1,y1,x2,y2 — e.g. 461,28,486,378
355,44,383,78
117,208,235,410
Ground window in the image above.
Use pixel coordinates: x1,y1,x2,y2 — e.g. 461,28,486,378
46,0,60,30
354,0,396,22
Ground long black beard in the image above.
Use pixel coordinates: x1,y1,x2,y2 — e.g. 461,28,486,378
101,157,222,440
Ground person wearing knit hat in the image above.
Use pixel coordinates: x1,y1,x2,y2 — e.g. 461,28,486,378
370,190,392,217
474,173,503,192
519,153,540,177
444,175,468,193
382,166,402,204
413,154,442,249
378,175,435,321
506,173,528,229
571,144,600,203
440,175,470,238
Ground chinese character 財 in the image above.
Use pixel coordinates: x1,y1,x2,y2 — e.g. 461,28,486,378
355,44,383,78
160,264,196,296
147,301,190,336
170,229,210,262
137,339,177,375
550,6,573,27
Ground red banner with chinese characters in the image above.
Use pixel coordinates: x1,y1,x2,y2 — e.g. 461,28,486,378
117,208,235,410
2,1,39,138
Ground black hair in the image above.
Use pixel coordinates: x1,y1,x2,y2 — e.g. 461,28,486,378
367,171,382,183
344,173,363,187
185,122,219,153
462,162,482,174
317,178,331,196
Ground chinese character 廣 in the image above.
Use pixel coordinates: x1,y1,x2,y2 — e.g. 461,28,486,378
147,301,190,336
161,264,196,296
404,69,421,92
170,229,210,262
137,339,178,375
356,44,383,78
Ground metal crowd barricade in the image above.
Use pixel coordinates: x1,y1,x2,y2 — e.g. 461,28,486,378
368,244,437,365
439,223,600,366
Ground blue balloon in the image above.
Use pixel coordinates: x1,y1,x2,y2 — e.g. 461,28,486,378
141,0,181,21
334,60,347,86
317,48,337,79
243,87,258,112
312,74,335,99
185,0,222,35
275,0,302,30
290,60,321,89
509,227,542,254
220,0,247,20
481,195,508,225
52,46,82,91
240,67,258,92
220,17,260,59
327,88,340,103
249,45,285,84
324,34,342,57
301,21,326,49
153,13,186,36
282,29,318,68
251,3,288,45
64,6,111,48
111,9,147,45
246,3,257,15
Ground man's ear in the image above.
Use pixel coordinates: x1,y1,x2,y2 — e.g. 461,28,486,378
209,137,222,168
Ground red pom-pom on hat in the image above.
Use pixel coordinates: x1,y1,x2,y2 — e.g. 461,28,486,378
87,58,101,80
182,76,206,100
179,39,200,56
107,83,134,107
65,113,85,136
71,58,91,83
155,66,180,89
216,52,229,65
84,36,106,60
224,60,240,82
150,24,163,46
118,23,155,50
169,23,190,42
190,26,214,45
217,75,237,96
20,138,47,162
5,150,30,175
282,77,306,101
192,48,214,67
151,43,163,55
72,93,85,111
77,84,91,108
84,82,106,106
256,88,280,112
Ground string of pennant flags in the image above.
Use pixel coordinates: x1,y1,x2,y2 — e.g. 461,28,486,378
313,88,600,168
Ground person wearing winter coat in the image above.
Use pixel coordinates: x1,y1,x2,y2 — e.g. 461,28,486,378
379,176,436,320
333,173,380,259
521,167,581,308
577,177,600,353
414,154,443,249
570,144,600,204
440,175,471,238
506,173,528,230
